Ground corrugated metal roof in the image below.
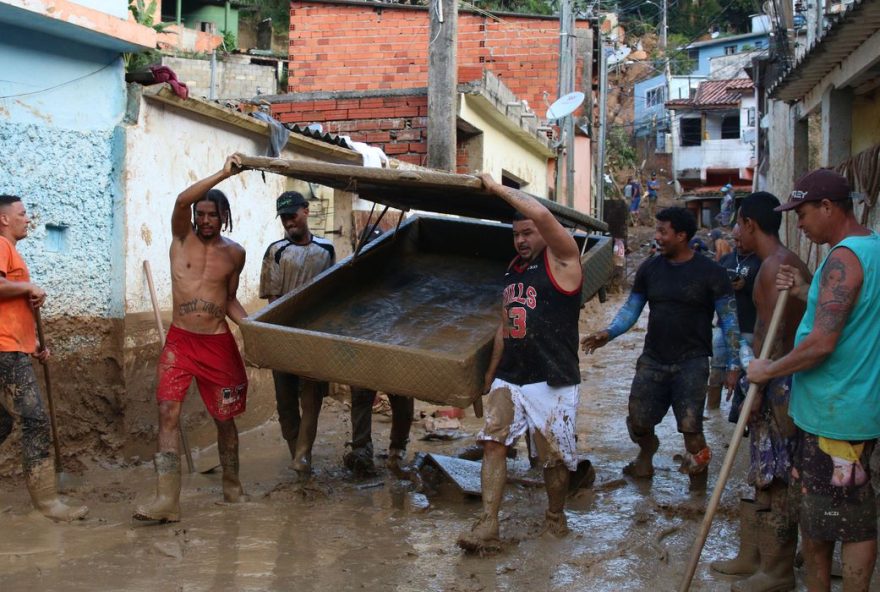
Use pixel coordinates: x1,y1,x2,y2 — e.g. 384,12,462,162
686,31,768,49
665,78,754,109
286,123,351,148
769,0,880,101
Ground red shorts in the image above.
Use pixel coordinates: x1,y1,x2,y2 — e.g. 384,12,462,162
157,324,248,421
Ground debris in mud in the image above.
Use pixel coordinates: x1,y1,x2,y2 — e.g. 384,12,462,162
152,540,184,560
264,479,331,503
647,524,680,563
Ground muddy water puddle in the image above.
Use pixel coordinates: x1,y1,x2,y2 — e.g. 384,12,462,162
0,294,856,591
290,253,506,353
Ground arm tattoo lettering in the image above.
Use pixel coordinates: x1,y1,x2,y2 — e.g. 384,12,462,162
815,257,858,333
178,298,225,319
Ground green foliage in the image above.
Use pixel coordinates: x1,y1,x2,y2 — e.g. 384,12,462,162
665,32,696,76
221,30,237,52
607,127,637,171
124,0,168,73
475,0,554,16
250,0,292,35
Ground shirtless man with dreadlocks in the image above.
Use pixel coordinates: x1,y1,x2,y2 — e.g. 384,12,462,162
134,154,250,523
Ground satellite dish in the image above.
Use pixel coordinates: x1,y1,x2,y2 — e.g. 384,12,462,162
546,91,585,121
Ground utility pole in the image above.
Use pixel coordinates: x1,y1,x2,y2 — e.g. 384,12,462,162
556,0,576,207
427,0,458,171
596,30,608,221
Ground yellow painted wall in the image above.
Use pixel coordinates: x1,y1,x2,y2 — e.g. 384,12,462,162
852,95,880,155
459,95,550,197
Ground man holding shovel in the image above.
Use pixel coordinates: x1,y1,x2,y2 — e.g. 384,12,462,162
711,192,810,590
0,194,88,521
457,173,583,554
748,170,880,592
134,155,250,523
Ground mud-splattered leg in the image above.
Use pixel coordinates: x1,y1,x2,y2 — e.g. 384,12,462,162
272,371,301,462
292,379,323,478
840,540,876,592
624,417,659,478
458,440,506,553
802,537,834,591
1,352,88,522
217,417,248,503
387,394,414,474
533,430,570,537
344,388,377,477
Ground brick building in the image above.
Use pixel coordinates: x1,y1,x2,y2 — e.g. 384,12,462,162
264,0,593,205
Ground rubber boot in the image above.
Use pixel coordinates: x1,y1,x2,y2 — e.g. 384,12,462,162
25,458,88,522
386,447,406,477
623,418,658,478
706,385,722,410
732,509,796,592
221,455,249,503
291,381,322,476
133,452,181,523
711,499,761,575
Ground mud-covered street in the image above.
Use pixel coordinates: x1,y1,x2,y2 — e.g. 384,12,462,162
3,288,821,592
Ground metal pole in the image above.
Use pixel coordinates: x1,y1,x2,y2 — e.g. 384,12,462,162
596,32,608,220
176,0,181,26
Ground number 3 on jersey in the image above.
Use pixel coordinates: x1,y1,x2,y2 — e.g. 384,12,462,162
505,306,527,338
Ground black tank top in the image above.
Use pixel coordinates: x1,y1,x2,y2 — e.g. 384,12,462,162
494,249,582,386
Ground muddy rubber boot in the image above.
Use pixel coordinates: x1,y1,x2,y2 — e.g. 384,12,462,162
343,443,376,477
542,510,570,538
706,385,722,410
133,452,181,523
291,383,322,477
386,447,406,478
25,458,88,522
623,419,658,478
732,509,796,592
711,499,761,575
221,457,249,503
457,513,501,554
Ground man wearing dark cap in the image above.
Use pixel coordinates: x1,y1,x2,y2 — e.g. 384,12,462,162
748,169,880,592
260,191,335,479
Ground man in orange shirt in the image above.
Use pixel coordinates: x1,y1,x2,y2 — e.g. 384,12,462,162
0,194,88,521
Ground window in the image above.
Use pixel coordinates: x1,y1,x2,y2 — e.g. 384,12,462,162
645,85,666,108
721,113,740,139
754,40,764,48
724,45,737,55
746,107,756,127
200,21,216,34
688,49,699,61
681,118,702,146
656,130,666,152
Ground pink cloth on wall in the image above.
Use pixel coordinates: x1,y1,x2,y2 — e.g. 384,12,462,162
149,65,189,99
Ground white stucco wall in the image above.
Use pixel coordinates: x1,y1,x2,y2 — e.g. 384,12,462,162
124,98,296,315
459,95,550,197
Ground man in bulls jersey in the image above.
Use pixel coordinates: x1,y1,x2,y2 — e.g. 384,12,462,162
583,207,741,489
457,173,583,554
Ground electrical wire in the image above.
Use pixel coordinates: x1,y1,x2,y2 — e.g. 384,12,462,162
0,59,118,100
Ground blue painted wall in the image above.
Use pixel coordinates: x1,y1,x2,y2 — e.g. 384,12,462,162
691,33,769,76
0,23,126,318
633,73,667,138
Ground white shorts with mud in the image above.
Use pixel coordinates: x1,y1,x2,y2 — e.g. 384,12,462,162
477,378,579,471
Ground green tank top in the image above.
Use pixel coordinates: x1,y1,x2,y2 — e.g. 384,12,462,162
790,232,880,439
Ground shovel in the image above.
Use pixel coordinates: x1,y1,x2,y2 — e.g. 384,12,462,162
34,308,77,493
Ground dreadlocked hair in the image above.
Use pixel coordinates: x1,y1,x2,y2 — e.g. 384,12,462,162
192,189,232,232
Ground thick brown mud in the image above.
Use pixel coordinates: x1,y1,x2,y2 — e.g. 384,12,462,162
0,291,857,591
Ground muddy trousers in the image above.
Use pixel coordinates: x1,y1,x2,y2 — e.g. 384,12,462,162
272,371,326,462
0,352,52,471
349,388,414,452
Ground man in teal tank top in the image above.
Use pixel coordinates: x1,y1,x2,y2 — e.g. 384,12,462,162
748,169,880,592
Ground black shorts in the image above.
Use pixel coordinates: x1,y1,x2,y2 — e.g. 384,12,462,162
791,429,877,543
628,354,709,434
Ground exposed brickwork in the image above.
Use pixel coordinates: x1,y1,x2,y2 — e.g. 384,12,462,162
287,1,589,114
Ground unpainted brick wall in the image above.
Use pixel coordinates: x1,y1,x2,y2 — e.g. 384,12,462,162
288,2,590,113
273,94,430,166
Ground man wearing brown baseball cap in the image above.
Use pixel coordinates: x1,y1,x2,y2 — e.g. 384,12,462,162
749,168,880,591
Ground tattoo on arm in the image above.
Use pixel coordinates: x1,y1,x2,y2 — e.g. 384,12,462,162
815,256,859,333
